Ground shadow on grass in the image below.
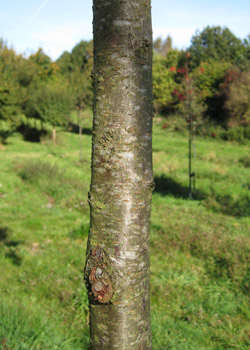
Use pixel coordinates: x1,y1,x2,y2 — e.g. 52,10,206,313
17,125,48,142
0,226,22,265
5,250,22,266
0,226,8,241
205,193,250,218
68,123,92,135
154,175,206,200
0,131,12,145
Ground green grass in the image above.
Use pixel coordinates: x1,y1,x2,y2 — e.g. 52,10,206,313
0,115,249,349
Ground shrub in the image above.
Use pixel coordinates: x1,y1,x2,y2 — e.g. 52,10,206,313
239,154,250,168
221,126,250,143
26,79,74,128
225,70,250,126
153,224,250,292
16,160,85,209
0,120,12,144
18,160,64,183
205,192,250,218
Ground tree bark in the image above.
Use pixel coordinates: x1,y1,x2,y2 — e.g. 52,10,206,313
52,127,56,144
84,1,153,349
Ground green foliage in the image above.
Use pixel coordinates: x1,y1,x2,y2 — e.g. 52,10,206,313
0,119,13,143
189,26,247,67
190,120,250,144
71,41,91,72
71,67,93,112
221,126,250,143
57,41,93,112
1,29,250,143
192,60,230,100
57,41,91,74
224,70,250,125
153,51,180,113
239,154,250,168
153,36,173,56
191,60,231,121
156,114,189,134
28,48,58,82
0,43,26,129
26,79,74,127
205,191,250,217
152,27,250,123
0,43,62,142
18,159,65,182
56,51,73,74
243,35,250,62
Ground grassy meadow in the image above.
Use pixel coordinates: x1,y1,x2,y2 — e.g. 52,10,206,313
0,113,249,349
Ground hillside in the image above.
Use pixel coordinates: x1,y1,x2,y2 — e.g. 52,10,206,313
0,117,249,349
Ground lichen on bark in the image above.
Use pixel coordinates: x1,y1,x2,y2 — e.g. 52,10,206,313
84,1,153,349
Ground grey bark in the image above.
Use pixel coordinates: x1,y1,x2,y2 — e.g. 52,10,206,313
84,1,153,349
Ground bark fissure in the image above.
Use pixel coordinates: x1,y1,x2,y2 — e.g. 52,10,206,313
85,1,153,349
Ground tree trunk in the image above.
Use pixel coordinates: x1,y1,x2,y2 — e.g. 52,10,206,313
84,1,153,349
78,110,83,162
52,127,56,144
79,124,82,161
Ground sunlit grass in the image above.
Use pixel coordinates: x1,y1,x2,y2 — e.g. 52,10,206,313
0,115,249,349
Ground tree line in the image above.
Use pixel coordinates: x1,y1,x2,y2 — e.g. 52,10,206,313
153,26,250,127
0,26,250,143
0,39,93,142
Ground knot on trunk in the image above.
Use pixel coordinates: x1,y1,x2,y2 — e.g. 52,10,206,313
89,267,113,303
84,246,113,304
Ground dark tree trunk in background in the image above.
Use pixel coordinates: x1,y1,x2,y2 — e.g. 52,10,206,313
77,109,83,162
84,1,153,349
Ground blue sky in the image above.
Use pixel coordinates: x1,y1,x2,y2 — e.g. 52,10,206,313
0,0,249,60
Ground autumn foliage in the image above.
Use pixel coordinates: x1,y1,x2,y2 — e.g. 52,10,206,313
152,26,250,128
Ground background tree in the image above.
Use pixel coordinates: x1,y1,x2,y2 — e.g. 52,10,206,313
70,41,93,112
57,40,93,157
189,26,247,67
191,59,231,121
26,78,73,142
153,55,177,114
84,0,154,349
0,40,26,141
153,35,173,56
224,69,250,126
153,49,181,114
